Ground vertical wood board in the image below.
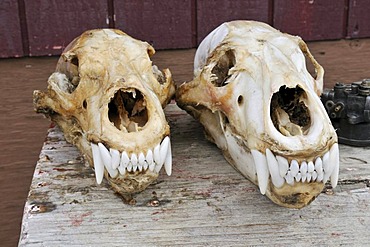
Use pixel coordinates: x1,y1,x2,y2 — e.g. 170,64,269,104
273,0,347,41
24,0,109,56
347,0,370,38
196,0,270,44
114,0,194,49
0,0,24,58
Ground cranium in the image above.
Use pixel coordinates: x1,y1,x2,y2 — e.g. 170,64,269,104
34,29,175,202
176,21,339,208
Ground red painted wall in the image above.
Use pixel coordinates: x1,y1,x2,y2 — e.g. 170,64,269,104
0,0,369,58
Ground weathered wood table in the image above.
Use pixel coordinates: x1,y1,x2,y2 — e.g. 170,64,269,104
19,103,370,246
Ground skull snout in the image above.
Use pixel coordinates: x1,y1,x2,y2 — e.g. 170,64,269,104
108,88,148,133
270,85,311,137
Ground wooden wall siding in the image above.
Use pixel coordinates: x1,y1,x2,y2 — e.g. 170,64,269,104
0,0,23,58
273,0,347,41
1,0,370,58
196,0,271,44
347,0,370,38
24,0,109,56
114,0,194,49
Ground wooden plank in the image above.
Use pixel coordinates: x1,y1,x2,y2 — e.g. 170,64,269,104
114,0,193,49
196,0,270,44
24,0,109,56
0,0,24,58
273,0,347,41
347,0,370,38
19,103,370,246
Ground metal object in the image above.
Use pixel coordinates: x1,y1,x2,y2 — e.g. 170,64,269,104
321,79,370,146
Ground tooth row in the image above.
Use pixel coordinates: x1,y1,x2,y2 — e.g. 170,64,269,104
90,136,172,184
252,143,340,194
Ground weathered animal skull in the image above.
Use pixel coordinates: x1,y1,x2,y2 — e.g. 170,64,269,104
176,21,339,208
34,29,175,201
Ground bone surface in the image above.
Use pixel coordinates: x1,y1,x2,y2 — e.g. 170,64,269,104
33,29,175,201
176,20,339,208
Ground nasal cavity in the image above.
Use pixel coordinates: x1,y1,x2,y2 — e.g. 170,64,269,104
270,86,311,136
108,89,148,132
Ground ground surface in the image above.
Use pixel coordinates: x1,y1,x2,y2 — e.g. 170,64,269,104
1,39,370,246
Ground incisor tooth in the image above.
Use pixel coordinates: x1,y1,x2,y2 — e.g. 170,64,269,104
138,152,145,166
276,156,289,177
307,161,314,173
266,149,284,188
154,143,161,165
251,150,269,195
295,172,302,182
290,160,299,177
146,150,153,165
306,173,312,182
285,171,294,185
120,151,129,168
131,153,138,166
312,171,318,181
315,157,323,175
91,143,104,184
110,148,120,169
300,161,308,174
118,165,126,175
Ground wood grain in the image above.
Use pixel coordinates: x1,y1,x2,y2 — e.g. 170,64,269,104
19,104,370,246
347,0,370,38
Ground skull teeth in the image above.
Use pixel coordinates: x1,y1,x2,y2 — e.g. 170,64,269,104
251,143,340,194
90,136,172,184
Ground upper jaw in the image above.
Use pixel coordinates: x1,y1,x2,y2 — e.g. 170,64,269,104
89,135,172,187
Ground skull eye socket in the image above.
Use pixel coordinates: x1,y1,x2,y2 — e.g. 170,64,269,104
270,86,311,136
108,89,148,133
211,49,236,87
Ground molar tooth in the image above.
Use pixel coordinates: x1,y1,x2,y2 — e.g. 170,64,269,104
251,150,269,195
329,143,340,188
153,143,161,165
284,171,294,186
138,152,145,166
146,150,153,165
276,156,289,177
91,143,104,184
164,139,172,176
99,143,118,178
110,148,120,169
120,151,129,168
300,161,308,174
307,161,315,173
266,149,284,188
290,160,299,177
314,157,323,175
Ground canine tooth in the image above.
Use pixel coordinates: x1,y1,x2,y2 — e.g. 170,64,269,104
91,143,104,184
314,157,323,175
329,143,340,188
146,150,153,165
276,156,289,177
285,171,294,185
99,143,118,178
312,171,318,181
118,165,126,175
300,161,308,174
138,152,145,166
131,153,138,166
154,143,161,165
251,150,269,195
307,161,314,173
160,136,170,165
98,143,112,168
266,149,284,188
110,148,120,169
164,139,172,176
120,151,130,168
295,172,302,182
290,160,299,177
